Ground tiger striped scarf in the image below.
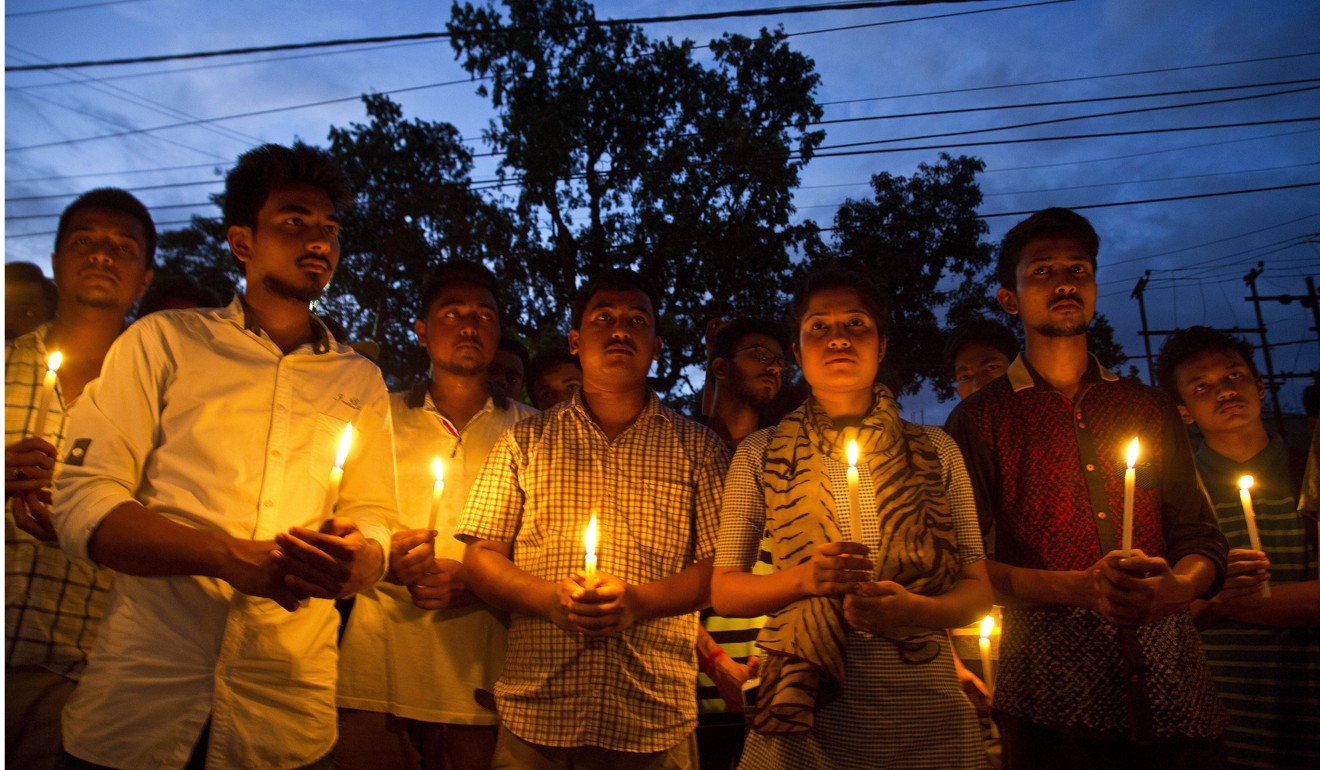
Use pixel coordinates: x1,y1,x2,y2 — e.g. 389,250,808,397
750,384,961,734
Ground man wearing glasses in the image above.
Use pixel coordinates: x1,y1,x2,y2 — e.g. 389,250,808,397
702,318,791,449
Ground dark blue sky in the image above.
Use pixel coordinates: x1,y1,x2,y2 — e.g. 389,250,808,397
6,0,1318,421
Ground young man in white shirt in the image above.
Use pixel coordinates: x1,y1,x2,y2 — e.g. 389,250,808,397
53,144,395,769
336,260,537,769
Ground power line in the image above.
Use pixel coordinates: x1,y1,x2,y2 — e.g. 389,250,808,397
6,0,148,18
6,161,222,183
5,200,217,221
808,84,1320,153
976,181,1320,219
6,218,194,239
979,160,1320,197
808,115,1320,159
818,50,1320,107
810,77,1320,127
6,178,221,202
5,0,993,72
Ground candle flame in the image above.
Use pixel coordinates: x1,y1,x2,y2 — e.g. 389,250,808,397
1124,437,1140,469
845,438,860,468
433,456,445,490
334,423,353,469
979,614,995,640
1238,475,1254,491
584,513,598,558
47,351,63,372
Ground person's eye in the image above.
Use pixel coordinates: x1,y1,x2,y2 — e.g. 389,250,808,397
1227,371,1241,381
986,363,1002,372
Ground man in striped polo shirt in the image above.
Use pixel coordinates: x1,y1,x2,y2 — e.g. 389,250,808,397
1158,326,1320,768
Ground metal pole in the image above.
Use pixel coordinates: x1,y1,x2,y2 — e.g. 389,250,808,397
1307,276,1320,336
1131,271,1154,385
1244,262,1287,437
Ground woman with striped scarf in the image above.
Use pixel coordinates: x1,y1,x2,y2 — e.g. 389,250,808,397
711,263,993,769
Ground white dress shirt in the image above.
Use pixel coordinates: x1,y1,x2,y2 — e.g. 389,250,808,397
337,383,536,724
52,298,396,769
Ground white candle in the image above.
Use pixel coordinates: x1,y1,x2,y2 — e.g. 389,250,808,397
978,614,996,696
427,456,445,531
844,437,865,544
583,512,599,581
325,423,353,517
30,351,63,439
1122,437,1140,556
1237,476,1271,598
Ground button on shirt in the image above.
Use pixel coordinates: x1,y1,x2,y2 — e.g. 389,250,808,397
5,325,112,678
456,390,730,752
52,299,396,770
338,383,537,725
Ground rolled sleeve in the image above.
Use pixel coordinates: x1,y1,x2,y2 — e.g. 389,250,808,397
52,321,165,564
454,428,525,544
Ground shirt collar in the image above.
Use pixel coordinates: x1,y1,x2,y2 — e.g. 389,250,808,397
1007,352,1118,393
568,386,667,429
403,377,509,413
232,295,332,354
1195,433,1288,477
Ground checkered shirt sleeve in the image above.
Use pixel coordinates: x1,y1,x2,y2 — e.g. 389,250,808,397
454,393,730,752
5,328,112,678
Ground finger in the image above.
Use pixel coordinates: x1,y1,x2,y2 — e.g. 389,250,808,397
287,527,360,561
282,571,337,600
275,551,344,595
275,532,351,577
317,517,360,538
13,496,58,542
820,541,871,558
392,529,436,554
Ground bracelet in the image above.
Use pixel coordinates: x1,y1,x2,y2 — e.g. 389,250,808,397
699,647,730,673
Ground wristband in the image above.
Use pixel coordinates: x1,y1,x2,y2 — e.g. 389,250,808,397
699,646,730,674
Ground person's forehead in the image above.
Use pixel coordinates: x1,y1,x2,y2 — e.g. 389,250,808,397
432,281,497,308
735,332,784,353
1018,236,1092,265
803,285,868,315
261,183,337,218
493,349,524,370
954,342,1009,370
64,206,147,241
545,362,582,381
586,288,653,314
1177,348,1251,382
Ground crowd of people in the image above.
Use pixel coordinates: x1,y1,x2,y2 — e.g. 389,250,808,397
5,142,1318,770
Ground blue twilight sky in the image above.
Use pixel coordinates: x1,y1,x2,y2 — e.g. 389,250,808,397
5,0,1318,423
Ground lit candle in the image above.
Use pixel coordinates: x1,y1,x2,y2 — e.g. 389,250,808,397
1122,437,1140,556
583,512,599,582
844,437,865,544
1237,476,1271,598
978,614,996,696
29,351,63,439
426,456,445,531
325,423,353,516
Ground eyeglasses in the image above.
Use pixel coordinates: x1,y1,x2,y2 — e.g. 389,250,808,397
730,345,790,370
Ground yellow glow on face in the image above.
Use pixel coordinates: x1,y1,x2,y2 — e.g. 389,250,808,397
334,423,353,469
47,351,63,372
1238,475,1254,491
846,439,860,468
979,614,995,639
584,513,598,557
1124,437,1140,469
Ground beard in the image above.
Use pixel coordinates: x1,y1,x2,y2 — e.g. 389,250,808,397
263,273,325,304
435,359,488,377
1037,319,1090,338
727,368,777,411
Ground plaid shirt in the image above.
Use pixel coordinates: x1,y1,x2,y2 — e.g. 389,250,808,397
5,324,112,678
456,389,729,752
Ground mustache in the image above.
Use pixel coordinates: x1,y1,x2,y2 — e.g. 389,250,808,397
80,265,119,280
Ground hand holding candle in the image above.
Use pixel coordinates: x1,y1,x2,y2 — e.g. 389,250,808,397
978,613,996,697
427,456,445,532
1237,476,1271,598
30,351,62,439
1122,437,1139,556
844,436,865,545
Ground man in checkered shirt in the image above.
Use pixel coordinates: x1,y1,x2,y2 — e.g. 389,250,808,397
457,269,730,769
5,188,156,768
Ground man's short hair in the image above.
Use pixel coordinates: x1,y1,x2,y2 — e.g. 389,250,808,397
136,274,224,317
498,335,530,371
526,347,580,391
996,207,1099,290
418,259,501,319
1155,325,1260,402
570,269,661,330
712,317,791,362
6,262,59,312
222,143,351,232
943,318,1020,373
55,188,158,268
789,259,891,339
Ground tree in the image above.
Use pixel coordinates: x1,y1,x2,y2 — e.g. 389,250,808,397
815,153,1128,400
450,0,823,398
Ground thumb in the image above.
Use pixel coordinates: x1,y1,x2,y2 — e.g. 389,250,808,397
747,656,759,674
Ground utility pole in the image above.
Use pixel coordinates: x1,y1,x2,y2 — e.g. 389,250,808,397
1243,263,1287,437
1131,270,1154,385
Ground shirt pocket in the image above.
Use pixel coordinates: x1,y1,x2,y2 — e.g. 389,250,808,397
619,477,695,570
308,412,350,495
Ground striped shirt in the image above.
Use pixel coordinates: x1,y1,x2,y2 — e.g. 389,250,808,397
5,324,112,678
1196,438,1320,769
715,424,988,769
455,389,730,753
